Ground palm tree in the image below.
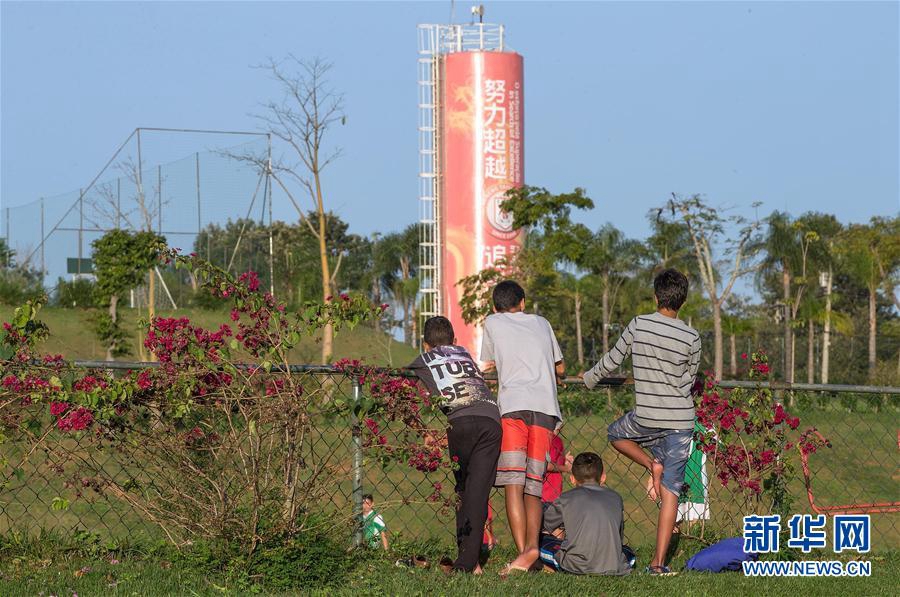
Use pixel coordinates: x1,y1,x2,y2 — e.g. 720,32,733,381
582,224,643,354
378,224,420,346
838,217,900,380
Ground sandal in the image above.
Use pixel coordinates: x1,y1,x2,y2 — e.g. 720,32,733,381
645,565,677,576
499,563,530,579
439,556,455,575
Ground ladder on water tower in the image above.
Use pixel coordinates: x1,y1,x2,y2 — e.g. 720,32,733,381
417,26,443,330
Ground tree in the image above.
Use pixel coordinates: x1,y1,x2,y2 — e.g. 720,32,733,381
667,194,761,380
92,230,164,360
792,213,843,384
721,297,755,377
838,217,900,380
377,225,419,346
582,224,642,354
643,210,697,276
239,56,347,363
459,186,593,327
758,212,821,385
0,239,43,306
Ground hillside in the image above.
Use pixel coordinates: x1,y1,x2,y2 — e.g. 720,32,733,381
0,306,419,366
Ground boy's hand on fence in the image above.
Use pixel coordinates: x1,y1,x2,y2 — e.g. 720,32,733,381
564,452,574,473
424,432,448,449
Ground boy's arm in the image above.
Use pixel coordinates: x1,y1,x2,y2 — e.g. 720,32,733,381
381,530,389,550
688,334,702,378
542,500,565,535
549,322,565,380
582,318,635,389
480,320,495,371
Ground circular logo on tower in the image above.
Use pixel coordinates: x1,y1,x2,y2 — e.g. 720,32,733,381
485,185,518,240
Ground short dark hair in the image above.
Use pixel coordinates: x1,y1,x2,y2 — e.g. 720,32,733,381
654,268,689,311
362,493,374,503
571,452,603,483
492,280,526,312
423,316,455,347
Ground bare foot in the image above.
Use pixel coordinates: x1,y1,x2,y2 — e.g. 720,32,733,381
645,475,658,502
473,565,483,575
650,460,664,502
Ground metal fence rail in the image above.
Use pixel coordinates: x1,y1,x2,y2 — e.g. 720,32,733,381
1,366,897,553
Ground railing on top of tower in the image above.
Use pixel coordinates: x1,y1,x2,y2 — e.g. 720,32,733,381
417,23,506,55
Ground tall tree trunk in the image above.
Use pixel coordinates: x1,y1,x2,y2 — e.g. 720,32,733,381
782,268,792,383
821,268,832,384
867,284,877,380
807,320,815,384
403,299,412,346
147,271,156,360
106,294,118,361
712,301,724,380
790,329,796,385
314,173,333,364
574,290,584,367
729,333,737,377
601,272,610,354
372,276,381,333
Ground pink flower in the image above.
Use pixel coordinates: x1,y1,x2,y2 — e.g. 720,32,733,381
136,370,153,390
741,352,748,360
50,401,70,416
56,407,94,432
230,309,240,322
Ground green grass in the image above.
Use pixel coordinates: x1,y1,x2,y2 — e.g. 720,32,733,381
0,305,418,366
0,544,897,596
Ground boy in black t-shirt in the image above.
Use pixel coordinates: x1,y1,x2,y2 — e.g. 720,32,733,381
408,316,502,574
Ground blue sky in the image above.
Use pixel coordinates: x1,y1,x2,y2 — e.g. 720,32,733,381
2,1,898,250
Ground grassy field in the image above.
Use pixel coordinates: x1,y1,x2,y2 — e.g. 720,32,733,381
0,542,897,596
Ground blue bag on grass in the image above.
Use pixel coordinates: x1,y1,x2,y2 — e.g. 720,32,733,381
685,537,758,572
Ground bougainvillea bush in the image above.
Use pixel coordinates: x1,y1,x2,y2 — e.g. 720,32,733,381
694,350,828,518
0,250,405,553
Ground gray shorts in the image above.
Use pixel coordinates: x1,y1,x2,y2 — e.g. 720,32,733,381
607,411,692,497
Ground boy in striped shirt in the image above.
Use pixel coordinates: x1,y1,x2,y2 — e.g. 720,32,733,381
581,268,701,575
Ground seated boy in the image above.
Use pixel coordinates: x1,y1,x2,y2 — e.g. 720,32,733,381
540,452,634,575
481,280,565,574
362,493,389,550
408,316,501,573
581,268,701,574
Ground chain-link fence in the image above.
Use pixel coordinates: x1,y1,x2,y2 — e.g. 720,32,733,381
2,129,270,293
1,367,897,552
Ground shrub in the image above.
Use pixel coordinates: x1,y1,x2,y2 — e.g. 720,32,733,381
695,350,828,518
0,266,43,306
53,277,96,308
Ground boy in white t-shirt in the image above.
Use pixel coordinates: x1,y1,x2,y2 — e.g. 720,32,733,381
480,280,565,575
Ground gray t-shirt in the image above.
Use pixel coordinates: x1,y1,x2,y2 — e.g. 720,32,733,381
542,483,631,576
407,345,500,422
480,312,563,420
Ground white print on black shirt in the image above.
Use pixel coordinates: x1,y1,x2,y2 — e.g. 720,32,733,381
418,346,494,410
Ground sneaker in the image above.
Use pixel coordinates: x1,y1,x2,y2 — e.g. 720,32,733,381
645,565,676,576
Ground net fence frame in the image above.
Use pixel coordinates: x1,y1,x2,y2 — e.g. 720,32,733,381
1,362,897,552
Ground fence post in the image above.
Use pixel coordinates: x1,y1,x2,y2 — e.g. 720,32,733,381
351,377,364,548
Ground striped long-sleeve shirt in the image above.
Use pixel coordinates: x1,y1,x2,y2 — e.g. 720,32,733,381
584,312,701,430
